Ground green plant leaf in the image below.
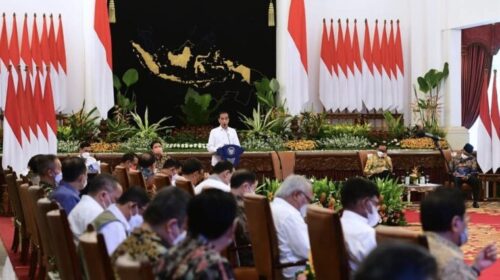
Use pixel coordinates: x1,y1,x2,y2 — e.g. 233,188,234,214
417,77,430,93
113,74,122,91
122,68,139,87
269,78,280,92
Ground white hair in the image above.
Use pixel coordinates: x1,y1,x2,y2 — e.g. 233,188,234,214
275,175,312,198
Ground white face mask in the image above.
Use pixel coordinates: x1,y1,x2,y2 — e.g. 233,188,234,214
367,203,380,227
81,152,91,159
55,172,63,185
461,153,468,159
377,151,385,158
299,204,308,218
173,230,187,246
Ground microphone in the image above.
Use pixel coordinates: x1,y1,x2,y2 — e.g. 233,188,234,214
416,130,441,141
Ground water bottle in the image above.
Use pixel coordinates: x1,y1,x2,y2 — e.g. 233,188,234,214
420,170,426,185
404,171,410,185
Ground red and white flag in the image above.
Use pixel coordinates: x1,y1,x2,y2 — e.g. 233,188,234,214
372,20,383,111
20,14,32,77
16,65,31,170
23,69,39,156
395,20,405,112
31,14,43,72
48,15,61,111
56,15,67,112
43,70,58,154
336,20,348,111
284,0,309,115
477,73,492,172
34,70,49,154
344,20,357,112
319,19,333,111
380,20,392,110
0,14,9,110
352,20,363,112
329,20,340,112
388,21,398,110
490,70,500,172
362,19,375,110
2,68,24,172
41,15,51,75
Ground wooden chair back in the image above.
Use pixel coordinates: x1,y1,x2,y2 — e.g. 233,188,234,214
113,166,130,191
100,162,112,174
19,184,37,244
5,173,25,228
176,179,195,197
243,193,281,280
46,209,83,280
306,206,350,280
115,255,155,280
79,229,115,280
375,225,429,249
127,170,146,189
271,152,295,180
36,198,59,270
154,174,171,191
26,186,46,246
358,150,375,176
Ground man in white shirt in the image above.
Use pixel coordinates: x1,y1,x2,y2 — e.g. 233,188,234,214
68,174,123,242
270,175,312,279
207,111,240,166
92,186,150,255
194,160,234,194
340,177,380,272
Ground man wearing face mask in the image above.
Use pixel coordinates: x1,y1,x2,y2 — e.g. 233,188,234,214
92,186,150,255
194,160,234,194
49,157,88,214
156,189,237,279
150,140,165,173
450,143,481,208
421,187,497,279
36,154,62,196
363,145,393,179
270,175,312,279
68,174,123,242
340,177,380,271
111,187,191,272
230,169,257,267
79,141,100,174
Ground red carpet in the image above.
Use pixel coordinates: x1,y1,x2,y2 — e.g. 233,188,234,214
405,209,500,280
0,217,29,280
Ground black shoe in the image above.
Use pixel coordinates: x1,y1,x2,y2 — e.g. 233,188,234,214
472,202,479,208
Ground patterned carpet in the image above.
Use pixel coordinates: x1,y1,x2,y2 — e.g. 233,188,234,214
404,201,500,279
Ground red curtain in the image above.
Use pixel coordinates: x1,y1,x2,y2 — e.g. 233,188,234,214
461,44,492,128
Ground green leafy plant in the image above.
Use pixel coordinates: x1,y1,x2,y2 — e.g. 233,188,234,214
103,118,136,142
130,108,172,139
118,135,166,153
180,88,222,126
240,104,283,136
65,102,100,141
383,111,406,140
113,68,139,122
291,112,326,140
57,125,73,141
255,178,281,201
241,132,284,151
311,177,342,211
254,77,281,110
320,123,371,138
317,134,371,150
57,140,80,153
414,62,449,131
374,177,407,226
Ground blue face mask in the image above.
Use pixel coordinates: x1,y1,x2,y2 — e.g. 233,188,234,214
459,228,468,246
55,172,63,185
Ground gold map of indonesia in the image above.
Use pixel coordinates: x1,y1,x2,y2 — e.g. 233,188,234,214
131,41,251,88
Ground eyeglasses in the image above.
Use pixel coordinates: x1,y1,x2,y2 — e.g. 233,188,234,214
300,192,314,204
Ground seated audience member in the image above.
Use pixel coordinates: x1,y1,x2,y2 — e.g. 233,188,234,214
340,177,380,271
50,157,87,214
111,187,191,270
230,169,257,266
363,145,393,179
160,158,180,182
27,154,45,185
194,160,234,194
138,152,156,188
156,189,237,279
68,174,123,240
37,154,62,196
79,141,100,174
421,187,497,279
271,175,312,279
449,143,481,208
118,152,138,171
175,158,205,186
151,139,165,172
353,242,438,280
92,186,150,255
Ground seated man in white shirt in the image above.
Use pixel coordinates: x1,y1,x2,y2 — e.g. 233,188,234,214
207,111,241,166
340,177,380,272
92,186,150,255
194,160,234,194
68,174,123,242
270,175,312,279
